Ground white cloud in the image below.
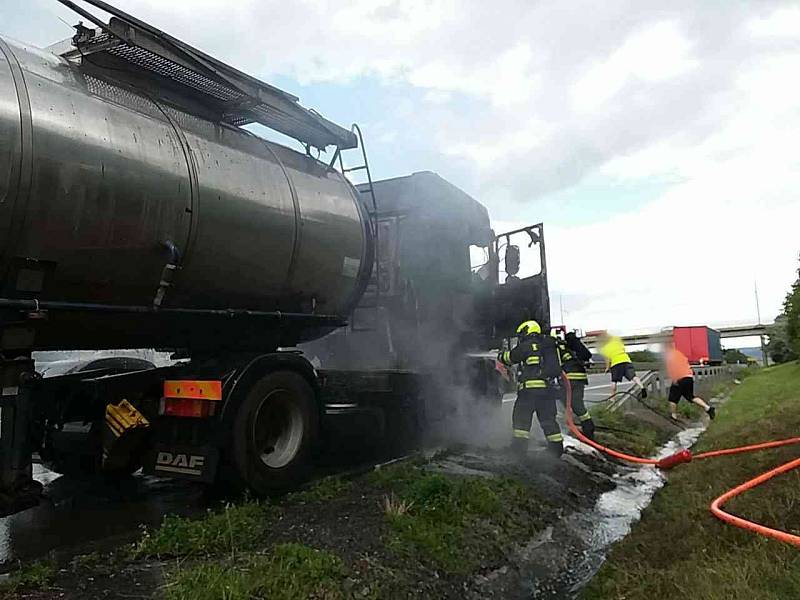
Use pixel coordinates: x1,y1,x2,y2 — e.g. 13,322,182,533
443,118,553,168
572,21,697,112
748,7,800,38
387,42,538,107
511,163,799,332
328,0,456,42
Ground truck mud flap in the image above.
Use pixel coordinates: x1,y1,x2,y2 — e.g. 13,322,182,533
144,445,219,483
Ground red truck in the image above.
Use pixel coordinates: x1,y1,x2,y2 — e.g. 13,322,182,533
672,326,723,365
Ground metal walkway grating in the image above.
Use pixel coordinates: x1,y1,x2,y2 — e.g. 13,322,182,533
107,44,245,103
57,0,357,150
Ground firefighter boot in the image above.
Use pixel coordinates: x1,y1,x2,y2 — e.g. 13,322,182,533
547,439,564,457
545,432,564,457
511,437,528,457
581,418,596,440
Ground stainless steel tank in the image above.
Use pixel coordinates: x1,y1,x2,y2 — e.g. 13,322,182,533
0,36,373,349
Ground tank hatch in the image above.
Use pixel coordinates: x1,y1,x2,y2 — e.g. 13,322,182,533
53,0,358,150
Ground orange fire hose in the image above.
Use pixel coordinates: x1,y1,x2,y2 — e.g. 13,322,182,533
709,457,800,547
694,437,800,460
562,375,659,465
561,374,800,547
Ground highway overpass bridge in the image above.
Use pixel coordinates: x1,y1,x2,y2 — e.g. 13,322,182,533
583,323,771,349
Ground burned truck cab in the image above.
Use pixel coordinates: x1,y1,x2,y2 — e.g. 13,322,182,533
301,171,550,427
360,171,551,354
488,224,551,342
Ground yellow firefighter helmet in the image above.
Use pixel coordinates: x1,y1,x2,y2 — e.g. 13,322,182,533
516,320,541,336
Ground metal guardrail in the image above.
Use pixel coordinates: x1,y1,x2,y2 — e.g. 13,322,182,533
607,365,741,413
587,361,660,374
640,365,742,397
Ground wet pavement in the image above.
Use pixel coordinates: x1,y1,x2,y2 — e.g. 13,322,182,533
0,450,402,568
0,465,208,568
0,352,201,568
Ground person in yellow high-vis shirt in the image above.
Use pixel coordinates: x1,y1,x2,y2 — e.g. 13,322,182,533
599,334,646,398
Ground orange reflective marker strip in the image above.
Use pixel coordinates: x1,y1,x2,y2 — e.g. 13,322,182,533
163,380,222,401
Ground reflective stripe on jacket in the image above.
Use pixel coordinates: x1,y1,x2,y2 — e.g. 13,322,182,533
506,333,548,387
565,372,588,380
557,339,588,379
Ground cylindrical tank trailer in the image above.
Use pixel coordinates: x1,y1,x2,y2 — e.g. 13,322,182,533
0,36,373,351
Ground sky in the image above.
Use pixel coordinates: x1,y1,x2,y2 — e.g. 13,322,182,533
2,0,799,347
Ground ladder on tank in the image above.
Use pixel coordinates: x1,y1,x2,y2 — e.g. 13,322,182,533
332,124,380,332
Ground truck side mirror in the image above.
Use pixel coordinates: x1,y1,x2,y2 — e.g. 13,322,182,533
505,245,520,277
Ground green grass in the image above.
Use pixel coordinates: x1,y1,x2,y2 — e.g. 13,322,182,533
366,461,424,488
130,460,546,595
286,476,352,503
164,543,345,600
134,501,273,558
376,467,543,573
0,559,56,592
70,552,104,570
582,362,800,600
590,404,673,456
735,365,760,381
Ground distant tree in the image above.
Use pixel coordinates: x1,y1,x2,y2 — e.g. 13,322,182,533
767,314,797,364
723,348,749,364
784,255,800,358
766,255,800,364
628,349,658,362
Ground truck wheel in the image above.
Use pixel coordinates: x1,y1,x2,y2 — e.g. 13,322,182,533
231,370,318,494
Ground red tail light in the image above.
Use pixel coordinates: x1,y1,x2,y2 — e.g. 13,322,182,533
161,397,217,418
160,380,222,418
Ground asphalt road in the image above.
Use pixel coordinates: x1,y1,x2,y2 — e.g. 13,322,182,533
582,372,644,404
501,372,644,407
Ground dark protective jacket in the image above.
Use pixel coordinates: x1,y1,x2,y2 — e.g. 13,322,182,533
499,333,559,389
559,332,592,381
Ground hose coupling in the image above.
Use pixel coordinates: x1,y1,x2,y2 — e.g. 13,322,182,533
657,449,693,470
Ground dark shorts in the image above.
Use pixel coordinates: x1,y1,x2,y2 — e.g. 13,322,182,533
669,377,695,403
610,362,636,383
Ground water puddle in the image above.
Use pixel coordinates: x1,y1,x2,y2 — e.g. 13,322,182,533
0,466,208,568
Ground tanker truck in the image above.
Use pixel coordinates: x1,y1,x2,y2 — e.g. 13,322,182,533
0,1,550,515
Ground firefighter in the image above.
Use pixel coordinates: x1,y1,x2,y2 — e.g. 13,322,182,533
498,320,563,457
555,330,596,439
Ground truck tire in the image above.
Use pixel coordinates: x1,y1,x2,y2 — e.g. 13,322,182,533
231,370,318,494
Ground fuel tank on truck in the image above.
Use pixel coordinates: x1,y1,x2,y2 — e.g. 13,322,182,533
0,33,373,352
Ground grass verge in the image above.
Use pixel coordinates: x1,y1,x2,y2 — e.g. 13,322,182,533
0,559,56,593
375,467,543,574
124,460,549,598
164,543,345,600
286,475,352,503
134,500,273,558
582,362,800,600
589,403,675,456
